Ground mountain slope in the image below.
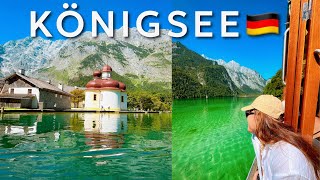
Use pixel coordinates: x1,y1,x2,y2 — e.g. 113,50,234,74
215,60,266,93
173,42,241,99
0,28,172,91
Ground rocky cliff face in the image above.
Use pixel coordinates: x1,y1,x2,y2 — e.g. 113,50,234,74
0,28,172,88
215,60,266,93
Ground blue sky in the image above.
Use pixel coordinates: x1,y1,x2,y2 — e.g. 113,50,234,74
0,0,287,79
172,0,288,79
0,0,172,43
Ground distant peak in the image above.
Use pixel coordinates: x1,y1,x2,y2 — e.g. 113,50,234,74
201,54,219,62
227,60,240,67
216,59,226,63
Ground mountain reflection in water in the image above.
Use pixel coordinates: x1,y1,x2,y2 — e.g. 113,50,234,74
0,112,171,179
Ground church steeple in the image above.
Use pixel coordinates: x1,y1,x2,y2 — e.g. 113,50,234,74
101,64,112,79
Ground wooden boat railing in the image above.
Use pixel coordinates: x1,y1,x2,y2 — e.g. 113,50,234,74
284,0,319,144
247,0,319,178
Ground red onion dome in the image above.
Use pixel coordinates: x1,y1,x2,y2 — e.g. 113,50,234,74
86,79,102,88
101,79,119,88
102,65,112,72
93,70,102,78
119,82,126,90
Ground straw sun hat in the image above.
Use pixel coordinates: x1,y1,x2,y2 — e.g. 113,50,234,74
241,95,284,119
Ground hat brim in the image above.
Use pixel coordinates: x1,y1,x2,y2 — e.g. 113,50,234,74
241,105,254,111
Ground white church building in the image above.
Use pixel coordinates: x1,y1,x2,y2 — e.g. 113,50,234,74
85,65,127,111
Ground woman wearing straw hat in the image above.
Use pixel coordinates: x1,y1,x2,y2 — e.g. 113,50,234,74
241,95,319,180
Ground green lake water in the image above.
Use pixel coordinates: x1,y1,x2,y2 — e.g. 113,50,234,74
0,113,171,179
173,97,256,180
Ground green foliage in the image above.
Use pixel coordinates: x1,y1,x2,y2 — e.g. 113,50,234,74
173,42,216,68
128,91,172,111
37,67,69,84
37,67,52,73
122,42,152,59
241,84,261,95
58,47,71,58
263,69,284,98
70,89,85,108
81,41,98,47
64,40,172,111
172,42,241,99
78,41,128,65
124,73,139,79
104,44,127,65
203,65,241,96
68,74,92,87
68,72,172,111
80,54,104,70
148,53,171,68
173,67,202,98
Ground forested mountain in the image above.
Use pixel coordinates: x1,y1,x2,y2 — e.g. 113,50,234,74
173,42,241,99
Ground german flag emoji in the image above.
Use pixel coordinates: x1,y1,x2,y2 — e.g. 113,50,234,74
246,13,279,36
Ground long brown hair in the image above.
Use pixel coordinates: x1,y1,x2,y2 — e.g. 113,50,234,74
253,110,320,179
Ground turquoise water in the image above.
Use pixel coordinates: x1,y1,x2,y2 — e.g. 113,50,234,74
0,113,171,179
173,97,256,180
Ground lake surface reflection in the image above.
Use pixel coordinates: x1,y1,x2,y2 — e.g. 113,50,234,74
0,112,171,179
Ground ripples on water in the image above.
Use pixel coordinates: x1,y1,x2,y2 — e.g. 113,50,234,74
0,113,172,179
173,97,256,180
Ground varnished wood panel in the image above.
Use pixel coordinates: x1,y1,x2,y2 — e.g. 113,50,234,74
284,0,303,129
291,0,309,132
300,0,320,143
